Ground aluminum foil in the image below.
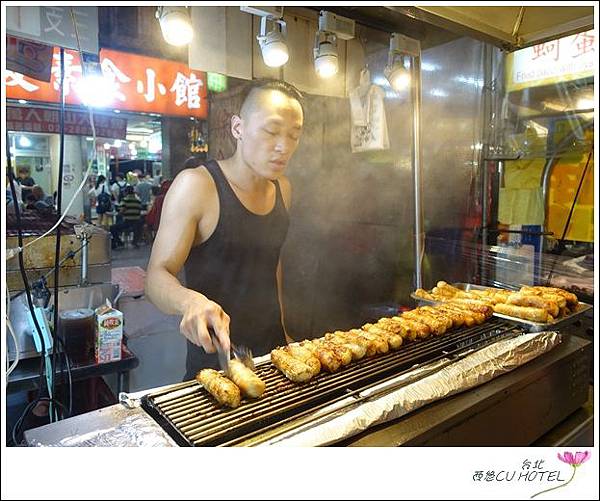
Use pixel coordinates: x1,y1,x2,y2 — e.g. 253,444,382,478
28,407,176,447
258,331,561,446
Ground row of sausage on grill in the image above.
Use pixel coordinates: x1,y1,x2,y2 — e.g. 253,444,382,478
270,299,494,383
196,299,495,408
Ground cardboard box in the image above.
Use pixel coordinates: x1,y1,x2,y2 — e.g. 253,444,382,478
95,302,123,364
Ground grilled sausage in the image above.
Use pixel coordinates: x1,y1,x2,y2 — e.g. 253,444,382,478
300,340,342,372
196,369,241,408
436,304,476,327
421,306,461,328
285,344,321,376
530,286,578,306
494,303,552,323
324,332,367,361
228,359,266,398
506,293,559,317
332,331,371,358
414,288,436,301
396,316,431,339
402,311,446,336
357,328,390,354
519,287,568,308
271,348,315,383
363,323,403,349
346,329,379,356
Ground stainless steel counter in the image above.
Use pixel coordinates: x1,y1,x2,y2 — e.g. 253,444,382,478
24,333,592,447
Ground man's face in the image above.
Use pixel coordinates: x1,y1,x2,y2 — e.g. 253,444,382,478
237,89,303,180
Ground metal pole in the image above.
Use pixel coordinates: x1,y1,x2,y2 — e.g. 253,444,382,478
80,235,89,286
480,43,494,285
412,55,423,289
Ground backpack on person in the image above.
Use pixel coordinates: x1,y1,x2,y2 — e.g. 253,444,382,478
117,181,128,202
96,186,112,214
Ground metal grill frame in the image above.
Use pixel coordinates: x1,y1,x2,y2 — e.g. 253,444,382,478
141,319,523,446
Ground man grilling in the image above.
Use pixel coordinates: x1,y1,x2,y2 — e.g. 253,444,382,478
145,79,303,379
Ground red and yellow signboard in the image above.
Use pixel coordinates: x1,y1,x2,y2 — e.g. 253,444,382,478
506,30,595,92
6,48,208,118
7,106,128,139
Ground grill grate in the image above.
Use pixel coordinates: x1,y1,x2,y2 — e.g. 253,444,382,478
141,319,522,446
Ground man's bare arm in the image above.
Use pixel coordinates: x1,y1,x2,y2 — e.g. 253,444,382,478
145,169,230,353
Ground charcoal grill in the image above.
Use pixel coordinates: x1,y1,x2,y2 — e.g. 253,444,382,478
141,319,524,446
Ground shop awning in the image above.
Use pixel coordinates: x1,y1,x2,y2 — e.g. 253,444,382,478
386,5,594,51
404,6,594,51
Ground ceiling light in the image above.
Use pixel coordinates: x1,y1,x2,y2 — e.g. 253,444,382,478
384,33,412,92
156,6,193,46
313,11,355,79
18,99,27,104
314,35,338,78
19,136,32,148
257,16,289,68
103,143,111,150
113,140,122,148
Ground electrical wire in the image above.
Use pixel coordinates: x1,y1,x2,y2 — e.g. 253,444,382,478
11,397,69,447
6,9,101,435
6,283,20,379
56,336,73,418
50,47,67,423
6,319,20,378
6,133,49,374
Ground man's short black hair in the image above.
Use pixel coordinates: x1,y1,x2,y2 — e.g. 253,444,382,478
238,78,304,117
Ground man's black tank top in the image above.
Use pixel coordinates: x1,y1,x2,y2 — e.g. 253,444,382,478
183,159,289,379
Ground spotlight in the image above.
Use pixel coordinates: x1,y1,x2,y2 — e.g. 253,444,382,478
257,16,289,68
314,34,338,78
384,61,410,92
313,11,355,79
384,33,413,92
156,6,193,46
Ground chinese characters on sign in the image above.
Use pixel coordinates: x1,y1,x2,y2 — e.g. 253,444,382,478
5,48,208,118
7,106,127,139
509,30,595,91
7,6,99,55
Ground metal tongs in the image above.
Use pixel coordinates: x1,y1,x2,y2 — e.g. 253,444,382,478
209,329,254,377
